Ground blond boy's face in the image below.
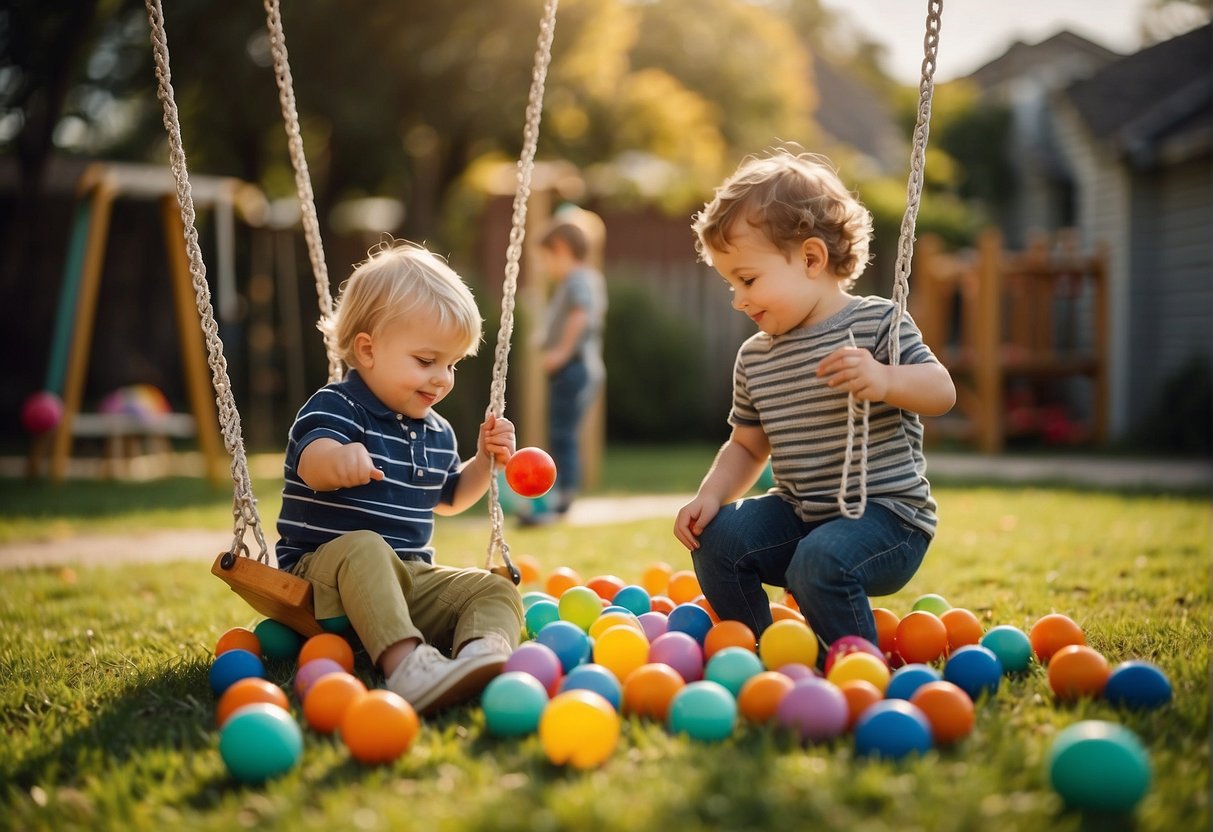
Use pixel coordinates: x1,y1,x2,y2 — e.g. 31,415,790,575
353,317,466,419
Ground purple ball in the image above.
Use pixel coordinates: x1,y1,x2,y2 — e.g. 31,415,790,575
775,677,850,743
777,663,820,681
648,631,705,682
294,657,346,699
638,611,669,643
503,641,564,694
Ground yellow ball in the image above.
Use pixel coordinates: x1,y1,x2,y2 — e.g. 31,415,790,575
539,690,620,769
588,612,642,642
826,652,890,693
758,619,819,671
593,625,651,682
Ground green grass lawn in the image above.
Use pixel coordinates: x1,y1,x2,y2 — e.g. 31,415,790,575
0,474,1208,831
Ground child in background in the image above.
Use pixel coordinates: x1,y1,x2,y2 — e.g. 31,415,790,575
673,149,956,649
276,241,524,715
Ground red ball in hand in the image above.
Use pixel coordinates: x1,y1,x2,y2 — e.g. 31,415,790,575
505,447,557,498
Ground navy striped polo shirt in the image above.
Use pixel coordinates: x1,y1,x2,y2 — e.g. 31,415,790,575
275,370,463,571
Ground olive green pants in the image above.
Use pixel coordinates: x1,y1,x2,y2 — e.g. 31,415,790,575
289,530,523,665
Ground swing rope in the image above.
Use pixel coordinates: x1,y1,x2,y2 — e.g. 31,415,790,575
144,0,269,564
838,0,942,519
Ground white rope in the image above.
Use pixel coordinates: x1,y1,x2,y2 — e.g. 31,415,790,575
144,0,270,563
838,0,942,519
484,0,560,577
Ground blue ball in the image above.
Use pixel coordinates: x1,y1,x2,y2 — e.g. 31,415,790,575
525,599,561,638
980,625,1032,673
667,603,714,646
560,663,623,711
854,700,934,759
704,646,765,697
885,663,942,700
218,703,302,783
536,620,592,673
482,671,550,736
209,648,265,696
1105,660,1172,710
612,585,652,616
943,645,1003,700
668,680,737,742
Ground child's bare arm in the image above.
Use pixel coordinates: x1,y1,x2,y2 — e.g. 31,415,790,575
297,438,385,491
674,424,770,550
817,347,956,416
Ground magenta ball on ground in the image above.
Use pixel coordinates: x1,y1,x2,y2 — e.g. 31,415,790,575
775,677,850,743
503,641,564,695
293,658,346,700
21,391,63,434
824,635,886,675
638,611,669,643
648,631,705,683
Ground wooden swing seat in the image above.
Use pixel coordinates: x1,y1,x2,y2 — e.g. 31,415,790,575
211,551,324,637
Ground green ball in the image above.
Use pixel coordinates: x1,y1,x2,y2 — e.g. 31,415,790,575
319,615,351,633
558,586,603,632
253,618,303,661
911,593,951,616
525,599,561,639
218,703,303,783
1048,721,1151,812
980,625,1032,673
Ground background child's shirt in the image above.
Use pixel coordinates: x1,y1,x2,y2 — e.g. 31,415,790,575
539,264,607,368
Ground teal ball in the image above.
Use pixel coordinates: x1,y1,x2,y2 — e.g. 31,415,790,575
1048,720,1151,812
482,671,550,736
980,625,1032,673
667,680,737,742
253,619,303,661
218,703,303,783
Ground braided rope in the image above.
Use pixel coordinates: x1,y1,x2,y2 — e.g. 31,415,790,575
263,0,342,383
484,0,560,574
144,0,269,562
838,0,942,519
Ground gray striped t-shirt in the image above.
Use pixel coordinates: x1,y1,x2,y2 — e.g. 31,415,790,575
729,295,939,537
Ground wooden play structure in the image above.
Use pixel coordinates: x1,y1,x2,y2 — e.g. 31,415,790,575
911,228,1108,453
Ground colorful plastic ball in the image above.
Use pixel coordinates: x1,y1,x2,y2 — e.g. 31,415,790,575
769,601,806,624
611,584,652,616
215,677,289,728
503,641,564,695
704,620,757,660
911,593,951,616
505,446,557,498
667,603,714,646
693,594,721,624
943,644,1003,700
1047,721,1151,812
775,677,849,743
827,652,891,693
885,663,943,701
838,679,884,730
1104,660,1172,710
980,625,1033,673
482,671,550,736
536,620,592,673
293,657,346,700
704,646,765,697
514,554,543,585
1029,613,1085,663
218,703,303,783
544,566,582,598
872,607,901,657
522,590,555,610
734,671,791,724
650,595,676,615
668,680,737,742
558,586,604,632
592,625,650,683
588,611,642,642
648,631,705,682
341,690,419,764
759,619,819,671
215,627,261,658
1047,644,1110,700
319,615,351,633
299,633,355,674
209,648,266,696
254,618,303,661
910,680,975,744
637,611,669,643
540,690,620,768
824,635,886,676
853,700,934,760
302,672,367,734
525,599,561,638
894,611,948,664
560,663,623,711
585,574,627,602
666,570,702,605
641,562,673,596
21,391,64,434
622,662,685,720
777,663,819,681
940,607,984,653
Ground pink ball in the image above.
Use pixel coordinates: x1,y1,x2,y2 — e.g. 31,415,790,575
777,663,820,681
775,677,850,743
503,641,564,696
648,631,704,683
638,611,669,643
293,657,345,699
21,391,63,434
824,635,886,675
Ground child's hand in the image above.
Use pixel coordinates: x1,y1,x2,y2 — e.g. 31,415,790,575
817,346,890,403
329,442,385,489
478,414,516,465
674,495,721,551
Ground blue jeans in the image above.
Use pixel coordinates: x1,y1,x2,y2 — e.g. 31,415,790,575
548,359,595,508
691,494,929,648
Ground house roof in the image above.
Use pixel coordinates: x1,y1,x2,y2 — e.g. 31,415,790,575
967,31,1120,91
810,52,904,174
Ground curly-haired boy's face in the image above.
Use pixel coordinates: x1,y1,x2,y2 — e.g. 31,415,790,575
710,222,841,336
353,317,466,419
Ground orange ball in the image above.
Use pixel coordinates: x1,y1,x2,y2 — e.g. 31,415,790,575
215,627,261,658
737,671,794,723
1047,644,1110,699
515,554,542,585
667,570,702,605
838,679,883,730
303,672,368,734
299,633,355,673
1029,613,1085,663
586,574,627,602
910,680,975,743
692,595,721,625
704,620,757,660
650,595,676,615
215,677,290,728
940,607,984,654
341,690,419,764
894,610,948,664
622,663,685,721
872,607,901,657
769,601,806,624
640,562,673,597
781,591,800,611
545,566,582,598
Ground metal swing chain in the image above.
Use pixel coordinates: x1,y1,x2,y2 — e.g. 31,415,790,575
838,0,942,519
144,0,270,562
484,0,560,578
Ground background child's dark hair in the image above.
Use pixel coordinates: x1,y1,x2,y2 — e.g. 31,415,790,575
540,221,590,261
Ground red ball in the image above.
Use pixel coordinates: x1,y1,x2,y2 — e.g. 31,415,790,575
505,447,557,498
22,391,63,434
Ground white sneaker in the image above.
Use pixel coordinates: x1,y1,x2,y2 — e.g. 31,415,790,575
457,632,515,660
385,644,505,715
